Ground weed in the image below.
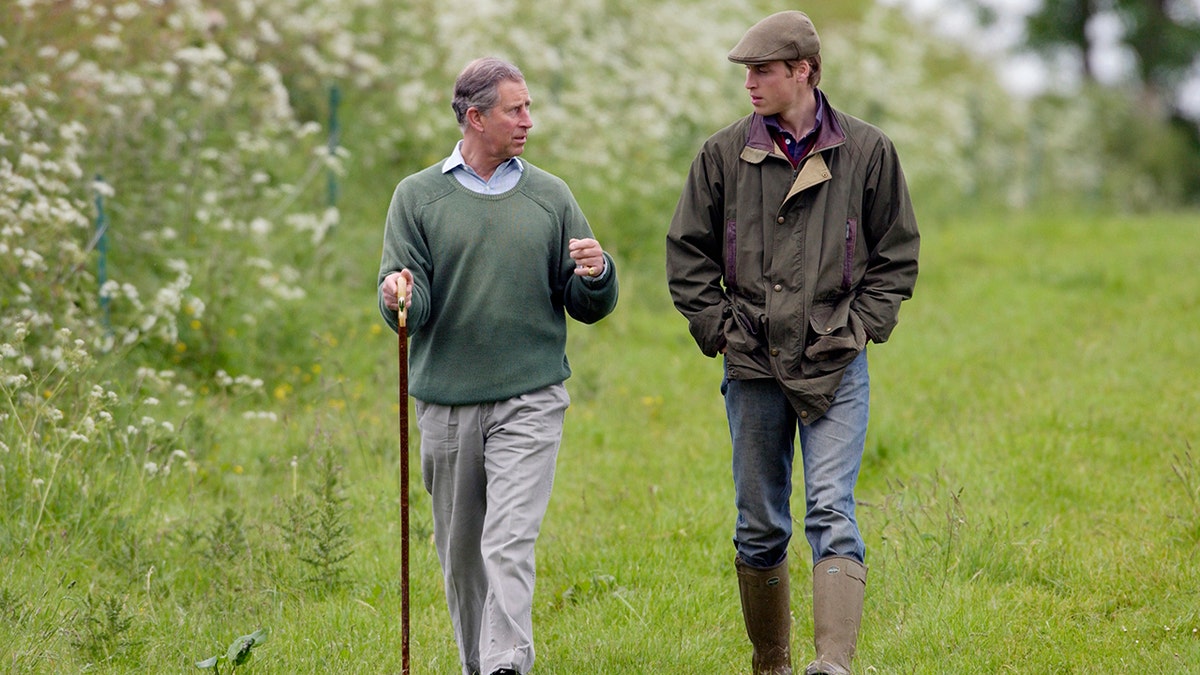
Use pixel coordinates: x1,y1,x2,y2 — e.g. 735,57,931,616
873,473,968,585
204,507,250,565
553,571,619,609
0,586,24,625
1170,444,1200,543
282,440,353,593
67,592,138,666
551,570,647,628
195,628,268,673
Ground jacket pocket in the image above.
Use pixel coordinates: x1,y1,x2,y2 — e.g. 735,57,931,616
802,297,866,375
842,218,857,291
723,296,763,355
724,219,738,290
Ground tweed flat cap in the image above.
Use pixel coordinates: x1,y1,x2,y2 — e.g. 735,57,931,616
728,11,820,64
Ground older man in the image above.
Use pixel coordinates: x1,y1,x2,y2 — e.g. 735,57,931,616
378,57,619,675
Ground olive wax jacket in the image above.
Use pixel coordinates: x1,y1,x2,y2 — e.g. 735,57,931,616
666,92,919,421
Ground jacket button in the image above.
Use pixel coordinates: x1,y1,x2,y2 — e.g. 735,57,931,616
773,284,782,292
770,348,779,356
777,216,785,224
799,410,809,419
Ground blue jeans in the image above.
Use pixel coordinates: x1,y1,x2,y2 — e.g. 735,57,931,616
723,351,869,569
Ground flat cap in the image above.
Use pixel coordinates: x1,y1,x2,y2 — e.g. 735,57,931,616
728,11,820,65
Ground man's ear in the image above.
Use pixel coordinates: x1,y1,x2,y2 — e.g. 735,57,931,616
466,107,486,132
794,61,809,83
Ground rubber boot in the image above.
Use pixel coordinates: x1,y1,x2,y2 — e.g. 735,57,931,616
735,556,792,675
804,556,867,675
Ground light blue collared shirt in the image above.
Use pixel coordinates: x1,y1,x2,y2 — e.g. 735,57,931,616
441,141,524,194
439,141,609,281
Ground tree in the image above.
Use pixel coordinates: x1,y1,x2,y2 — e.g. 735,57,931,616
1116,0,1200,116
1022,0,1200,119
1025,0,1099,82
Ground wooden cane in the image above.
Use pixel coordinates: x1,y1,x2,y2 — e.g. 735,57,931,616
396,275,411,675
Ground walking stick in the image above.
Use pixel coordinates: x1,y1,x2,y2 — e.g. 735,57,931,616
396,276,411,674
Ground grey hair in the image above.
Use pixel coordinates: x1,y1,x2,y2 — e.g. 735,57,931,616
452,57,526,129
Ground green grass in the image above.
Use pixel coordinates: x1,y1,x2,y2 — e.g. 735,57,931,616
4,208,1200,672
860,211,1200,672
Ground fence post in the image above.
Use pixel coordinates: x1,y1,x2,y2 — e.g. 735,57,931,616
327,84,341,208
93,174,112,340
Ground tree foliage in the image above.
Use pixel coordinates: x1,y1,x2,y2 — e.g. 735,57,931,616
1023,0,1200,118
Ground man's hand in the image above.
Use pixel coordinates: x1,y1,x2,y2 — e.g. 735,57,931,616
569,238,606,278
383,270,414,312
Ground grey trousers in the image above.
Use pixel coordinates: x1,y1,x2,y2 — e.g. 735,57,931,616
415,384,569,675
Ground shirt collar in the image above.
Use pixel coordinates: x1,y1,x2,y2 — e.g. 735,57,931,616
442,140,523,178
764,92,825,143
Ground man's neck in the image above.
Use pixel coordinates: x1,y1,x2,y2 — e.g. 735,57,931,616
460,141,504,182
775,88,818,139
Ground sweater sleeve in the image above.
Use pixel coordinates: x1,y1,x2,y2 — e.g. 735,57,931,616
564,251,619,324
377,178,434,335
557,189,619,324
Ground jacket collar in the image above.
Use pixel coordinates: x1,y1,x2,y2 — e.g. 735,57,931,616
742,88,845,162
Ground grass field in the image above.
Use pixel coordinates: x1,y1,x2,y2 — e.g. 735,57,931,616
6,208,1198,673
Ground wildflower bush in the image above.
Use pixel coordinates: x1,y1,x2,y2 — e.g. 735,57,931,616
1,0,1178,424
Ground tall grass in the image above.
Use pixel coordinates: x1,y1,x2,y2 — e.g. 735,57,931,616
6,208,1199,672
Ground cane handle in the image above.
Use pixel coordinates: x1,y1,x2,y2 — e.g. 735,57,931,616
396,275,408,328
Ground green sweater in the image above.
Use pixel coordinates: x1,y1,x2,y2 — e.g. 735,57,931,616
377,161,618,405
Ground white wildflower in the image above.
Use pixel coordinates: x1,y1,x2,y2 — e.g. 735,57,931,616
92,34,123,52
113,2,140,20
234,375,263,390
257,19,281,45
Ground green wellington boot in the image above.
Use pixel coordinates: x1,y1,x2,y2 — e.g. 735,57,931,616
736,556,793,675
804,556,866,675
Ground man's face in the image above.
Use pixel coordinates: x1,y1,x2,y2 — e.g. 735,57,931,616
742,61,807,116
478,78,534,160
